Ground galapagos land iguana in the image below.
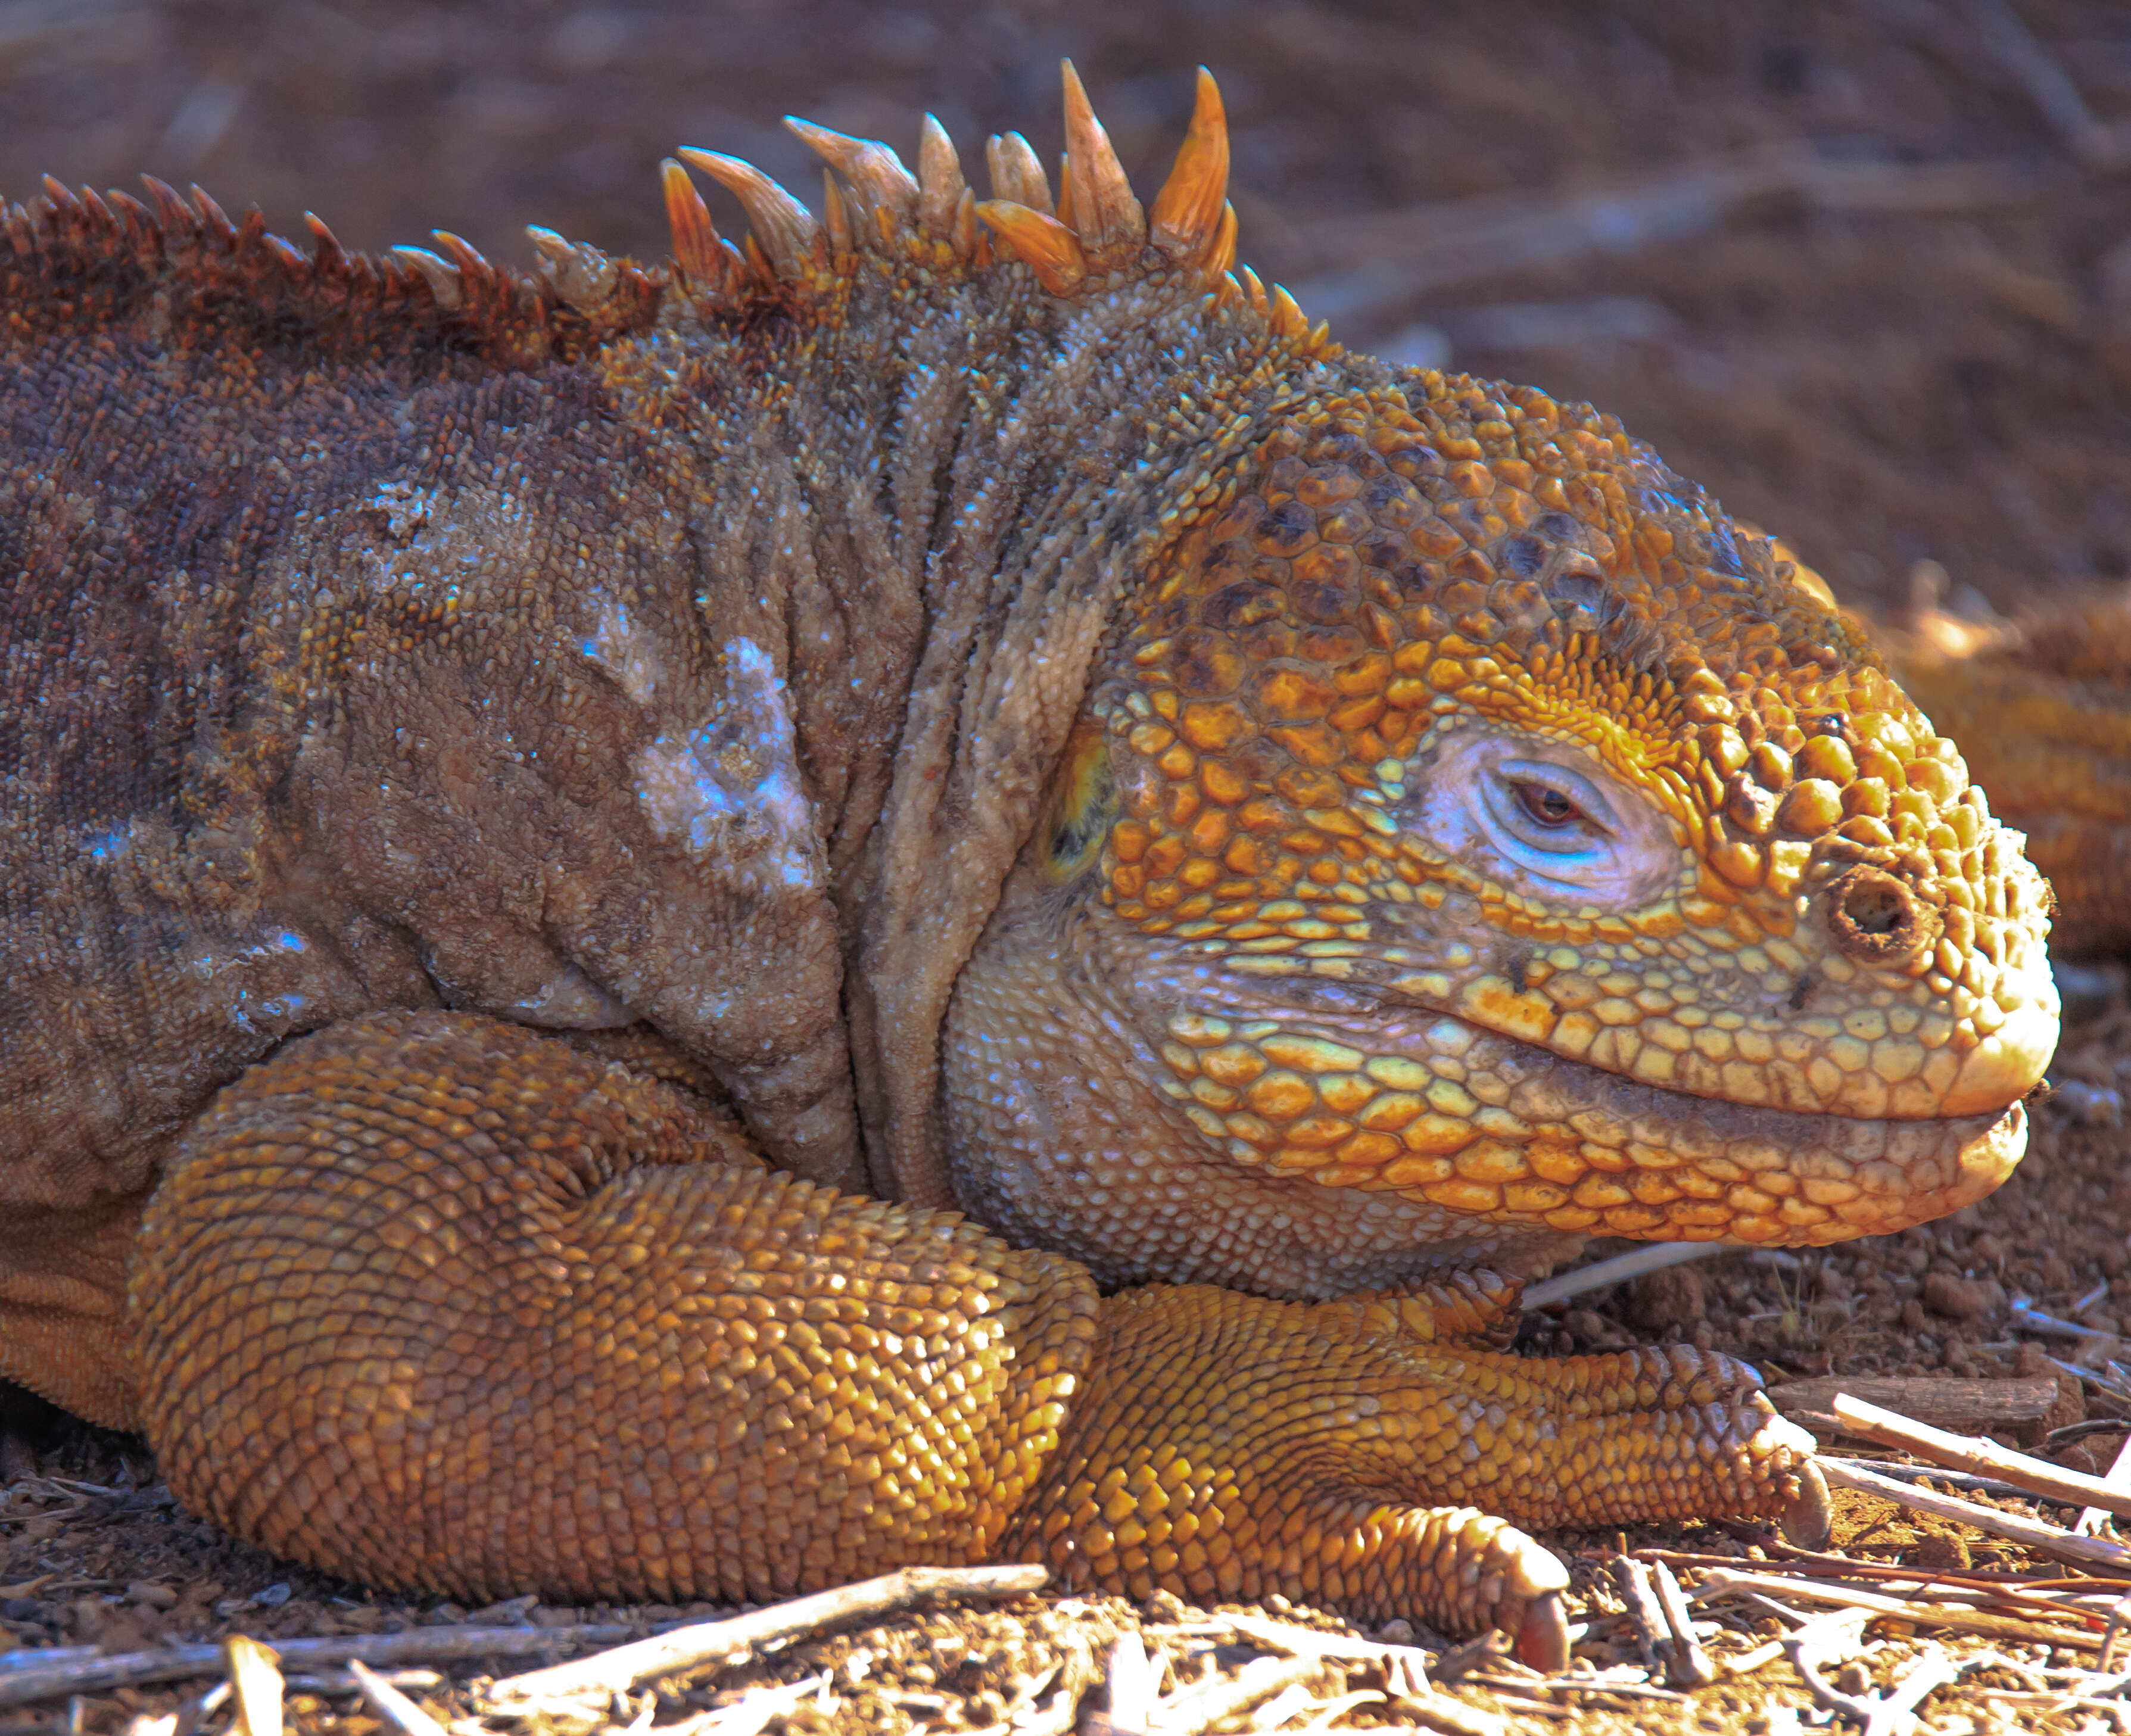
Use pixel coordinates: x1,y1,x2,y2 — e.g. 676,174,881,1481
0,67,2062,1657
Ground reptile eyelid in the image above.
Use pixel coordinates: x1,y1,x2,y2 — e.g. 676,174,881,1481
1411,730,1683,907
1496,758,1619,834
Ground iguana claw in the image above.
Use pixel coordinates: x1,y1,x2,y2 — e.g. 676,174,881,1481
1515,1591,1572,1672
1781,1461,1834,1551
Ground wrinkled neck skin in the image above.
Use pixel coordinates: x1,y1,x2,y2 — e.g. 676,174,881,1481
945,858,1590,1294
262,263,1332,1199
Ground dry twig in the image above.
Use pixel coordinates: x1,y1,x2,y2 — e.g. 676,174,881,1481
1961,0,2131,169
1833,1392,2131,1519
347,1661,447,1736
1380,1653,1508,1736
1771,1376,2060,1442
1605,1555,1713,1688
1081,1630,1160,1736
2081,1432,2131,1536
1789,1607,1954,1736
2102,1597,2131,1675
483,1563,1045,1706
1818,1456,2131,1573
1142,1654,1323,1734
224,1637,282,1736
1692,1566,2106,1651
0,1623,647,1709
1521,1242,1725,1310
660,1673,830,1736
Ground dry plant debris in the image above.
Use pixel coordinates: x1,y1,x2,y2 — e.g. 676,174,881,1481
14,995,2131,1736
20,1382,2131,1735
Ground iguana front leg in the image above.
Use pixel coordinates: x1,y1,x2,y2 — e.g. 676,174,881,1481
132,1012,1815,1654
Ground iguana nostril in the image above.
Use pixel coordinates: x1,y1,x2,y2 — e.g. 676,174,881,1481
1825,864,1942,962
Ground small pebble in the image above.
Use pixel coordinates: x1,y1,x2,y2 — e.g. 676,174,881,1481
1624,1266,1706,1333
1920,1272,1989,1320
2050,1079,2123,1127
251,1582,292,1609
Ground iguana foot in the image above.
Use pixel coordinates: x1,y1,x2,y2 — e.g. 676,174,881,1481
1010,1285,1817,1647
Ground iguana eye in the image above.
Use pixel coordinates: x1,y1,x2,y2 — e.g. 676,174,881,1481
1487,762,1613,859
1513,783,1583,828
1407,732,1681,908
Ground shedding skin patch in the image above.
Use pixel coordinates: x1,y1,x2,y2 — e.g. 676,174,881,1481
632,639,818,893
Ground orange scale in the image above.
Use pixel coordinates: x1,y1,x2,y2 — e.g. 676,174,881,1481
1422,1177,1503,1214
1180,701,1254,755
1328,696,1385,734
1267,724,1347,766
1305,1164,1381,1188
1445,461,1493,498
1332,1130,1403,1168
1281,1114,1357,1150
1383,1157,1455,1190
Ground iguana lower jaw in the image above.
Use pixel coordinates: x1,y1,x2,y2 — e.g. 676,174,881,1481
945,880,2029,1294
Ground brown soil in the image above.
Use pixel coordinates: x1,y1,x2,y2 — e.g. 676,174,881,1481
7,0,2131,1730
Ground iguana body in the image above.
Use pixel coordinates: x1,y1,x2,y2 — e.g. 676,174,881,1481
1,70,2058,1652
1886,594,2131,957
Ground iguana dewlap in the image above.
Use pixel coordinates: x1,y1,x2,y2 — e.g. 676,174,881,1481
1,67,2057,1655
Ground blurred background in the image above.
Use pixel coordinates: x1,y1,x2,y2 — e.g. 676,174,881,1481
4,0,2129,621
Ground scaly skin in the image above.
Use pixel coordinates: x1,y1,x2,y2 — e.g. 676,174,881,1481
135,1011,1807,1650
4,68,2052,1650
945,397,2049,1295
1886,595,2131,956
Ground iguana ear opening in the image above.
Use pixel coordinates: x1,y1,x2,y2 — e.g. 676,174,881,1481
1039,716,1116,884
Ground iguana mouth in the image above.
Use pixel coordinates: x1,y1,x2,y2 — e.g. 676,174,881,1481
1154,993,2028,1247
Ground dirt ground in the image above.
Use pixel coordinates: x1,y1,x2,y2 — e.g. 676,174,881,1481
7,0,2131,1730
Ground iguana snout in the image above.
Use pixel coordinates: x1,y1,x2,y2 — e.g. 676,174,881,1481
943,390,2056,1293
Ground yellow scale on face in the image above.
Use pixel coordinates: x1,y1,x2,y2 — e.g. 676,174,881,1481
1043,380,2054,1245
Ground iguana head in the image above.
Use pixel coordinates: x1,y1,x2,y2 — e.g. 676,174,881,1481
928,70,2059,1291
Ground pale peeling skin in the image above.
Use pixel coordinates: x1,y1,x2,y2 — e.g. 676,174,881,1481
0,68,2055,1657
